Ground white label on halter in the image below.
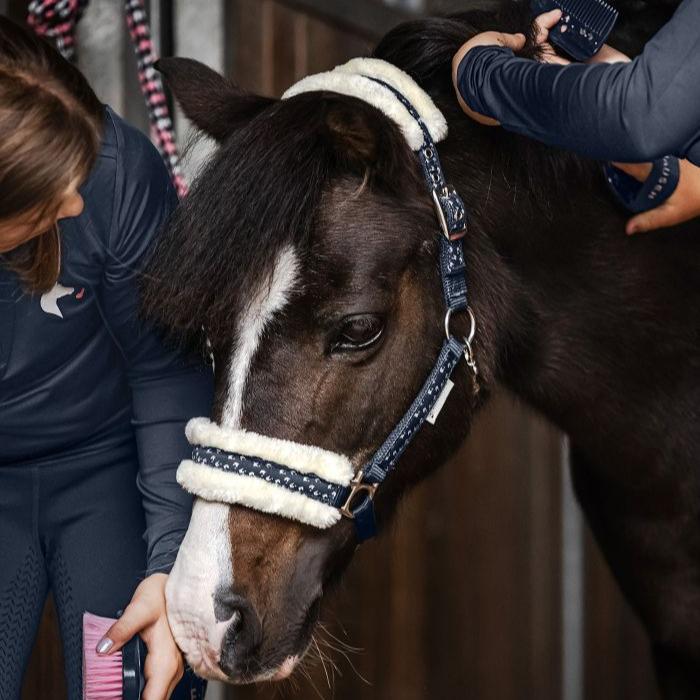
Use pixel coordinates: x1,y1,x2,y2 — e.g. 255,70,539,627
426,379,454,425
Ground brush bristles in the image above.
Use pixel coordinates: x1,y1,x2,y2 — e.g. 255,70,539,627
82,612,123,700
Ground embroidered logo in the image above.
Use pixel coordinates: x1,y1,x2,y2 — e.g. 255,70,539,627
40,283,85,318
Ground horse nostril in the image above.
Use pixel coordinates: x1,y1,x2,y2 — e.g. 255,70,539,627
216,592,263,676
214,586,242,622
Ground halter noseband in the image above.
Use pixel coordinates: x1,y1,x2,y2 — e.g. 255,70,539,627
177,58,479,542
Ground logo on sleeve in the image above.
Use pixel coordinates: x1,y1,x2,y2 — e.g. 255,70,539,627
40,283,85,318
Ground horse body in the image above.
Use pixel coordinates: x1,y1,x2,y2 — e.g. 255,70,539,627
143,3,700,695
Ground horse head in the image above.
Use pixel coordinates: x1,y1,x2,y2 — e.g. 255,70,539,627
143,5,609,683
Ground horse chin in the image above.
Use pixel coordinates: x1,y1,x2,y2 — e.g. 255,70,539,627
231,651,306,684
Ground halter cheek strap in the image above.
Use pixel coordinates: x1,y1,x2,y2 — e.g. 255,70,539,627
176,58,479,541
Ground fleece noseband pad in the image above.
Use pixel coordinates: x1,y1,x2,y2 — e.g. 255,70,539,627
178,419,355,528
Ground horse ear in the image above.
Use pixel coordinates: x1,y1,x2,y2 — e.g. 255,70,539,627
324,98,415,185
155,57,275,142
324,99,380,168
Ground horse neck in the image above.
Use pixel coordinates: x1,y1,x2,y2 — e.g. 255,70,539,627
449,129,699,464
443,124,642,447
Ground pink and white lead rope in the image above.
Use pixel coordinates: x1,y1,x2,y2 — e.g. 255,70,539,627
28,0,188,198
124,0,188,197
27,0,89,61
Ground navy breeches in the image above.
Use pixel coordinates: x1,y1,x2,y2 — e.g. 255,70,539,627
0,442,204,699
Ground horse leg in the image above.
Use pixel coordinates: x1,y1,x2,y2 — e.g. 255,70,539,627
569,444,700,699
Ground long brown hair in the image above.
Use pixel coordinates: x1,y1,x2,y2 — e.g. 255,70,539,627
0,16,103,292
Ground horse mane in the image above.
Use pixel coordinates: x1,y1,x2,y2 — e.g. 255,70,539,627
372,2,600,212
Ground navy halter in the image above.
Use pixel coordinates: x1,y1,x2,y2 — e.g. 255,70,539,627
191,77,478,542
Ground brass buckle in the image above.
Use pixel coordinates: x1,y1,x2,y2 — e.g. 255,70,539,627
431,186,467,241
340,471,378,519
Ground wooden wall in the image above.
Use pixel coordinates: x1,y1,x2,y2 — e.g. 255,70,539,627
15,1,660,699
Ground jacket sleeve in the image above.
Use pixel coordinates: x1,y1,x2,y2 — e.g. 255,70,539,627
456,0,700,165
101,112,214,575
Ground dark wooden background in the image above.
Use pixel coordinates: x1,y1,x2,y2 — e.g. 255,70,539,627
11,1,659,699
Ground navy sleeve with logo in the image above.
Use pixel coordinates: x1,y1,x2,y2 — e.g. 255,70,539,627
456,0,700,166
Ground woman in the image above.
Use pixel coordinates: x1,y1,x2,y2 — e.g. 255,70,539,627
453,1,700,235
0,16,212,700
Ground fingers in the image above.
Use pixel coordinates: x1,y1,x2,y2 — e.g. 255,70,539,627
534,9,562,44
626,159,700,234
532,10,570,65
142,660,181,700
141,622,185,700
627,204,681,235
452,31,525,127
452,31,526,75
539,45,571,65
499,32,527,52
98,598,158,654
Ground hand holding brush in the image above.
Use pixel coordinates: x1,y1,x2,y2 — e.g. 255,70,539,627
84,573,185,700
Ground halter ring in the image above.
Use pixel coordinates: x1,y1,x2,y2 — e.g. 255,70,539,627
444,306,476,345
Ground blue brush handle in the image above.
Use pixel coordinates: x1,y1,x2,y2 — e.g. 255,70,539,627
121,635,207,700
122,636,146,700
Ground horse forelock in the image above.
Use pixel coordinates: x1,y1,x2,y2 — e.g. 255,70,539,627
141,90,418,353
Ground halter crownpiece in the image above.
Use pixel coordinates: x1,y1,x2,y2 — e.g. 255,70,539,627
177,58,478,540
282,58,447,150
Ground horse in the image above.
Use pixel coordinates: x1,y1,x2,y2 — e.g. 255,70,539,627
142,1,700,696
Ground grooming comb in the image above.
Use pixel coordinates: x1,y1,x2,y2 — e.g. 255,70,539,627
531,0,619,61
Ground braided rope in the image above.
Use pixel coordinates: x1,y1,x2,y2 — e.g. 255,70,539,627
27,0,89,62
27,0,188,197
124,0,188,197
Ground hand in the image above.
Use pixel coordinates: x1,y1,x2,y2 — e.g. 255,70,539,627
97,573,185,700
534,10,630,65
614,159,700,235
532,9,570,65
452,30,527,125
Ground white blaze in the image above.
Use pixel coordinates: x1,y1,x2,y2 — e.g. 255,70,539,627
167,245,300,679
221,245,300,428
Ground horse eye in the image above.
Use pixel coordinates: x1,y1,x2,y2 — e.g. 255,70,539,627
331,314,384,353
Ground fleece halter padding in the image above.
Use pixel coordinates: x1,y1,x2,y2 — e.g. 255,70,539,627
282,58,447,151
177,58,476,537
178,419,354,528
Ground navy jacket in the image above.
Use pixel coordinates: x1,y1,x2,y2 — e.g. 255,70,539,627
457,0,700,166
0,107,213,574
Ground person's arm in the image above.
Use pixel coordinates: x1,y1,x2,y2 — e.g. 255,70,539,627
454,0,700,166
95,110,213,700
99,113,213,576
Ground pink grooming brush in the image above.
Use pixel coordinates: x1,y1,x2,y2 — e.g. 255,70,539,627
82,612,145,700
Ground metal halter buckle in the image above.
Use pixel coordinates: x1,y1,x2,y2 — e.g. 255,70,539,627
340,470,378,519
431,186,467,241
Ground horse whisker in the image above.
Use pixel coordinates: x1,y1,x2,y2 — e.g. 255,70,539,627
313,635,333,690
